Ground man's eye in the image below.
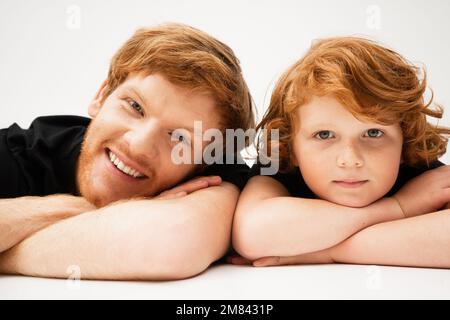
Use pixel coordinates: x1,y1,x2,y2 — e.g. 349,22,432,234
128,100,144,115
170,131,190,145
364,129,384,138
314,130,334,140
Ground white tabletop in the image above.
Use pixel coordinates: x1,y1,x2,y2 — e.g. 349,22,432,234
1,263,450,300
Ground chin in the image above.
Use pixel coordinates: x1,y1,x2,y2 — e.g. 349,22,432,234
79,186,107,208
341,200,372,208
328,196,374,208
77,175,117,207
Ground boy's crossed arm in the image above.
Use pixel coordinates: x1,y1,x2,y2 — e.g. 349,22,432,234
235,207,450,269
232,166,450,268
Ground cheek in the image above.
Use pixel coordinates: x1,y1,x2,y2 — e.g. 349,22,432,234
369,141,402,174
371,153,401,191
295,144,330,191
96,98,132,128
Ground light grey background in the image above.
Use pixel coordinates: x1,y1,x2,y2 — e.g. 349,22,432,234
1,0,449,163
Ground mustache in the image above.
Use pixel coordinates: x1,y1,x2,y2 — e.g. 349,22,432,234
102,139,156,178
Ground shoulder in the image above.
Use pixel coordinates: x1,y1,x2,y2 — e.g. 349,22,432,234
387,160,447,196
0,115,91,197
6,115,90,146
201,153,251,191
398,160,446,179
248,161,315,198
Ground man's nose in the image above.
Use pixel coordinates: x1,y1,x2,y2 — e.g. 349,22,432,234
124,120,161,160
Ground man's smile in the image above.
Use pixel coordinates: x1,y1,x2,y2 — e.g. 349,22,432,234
104,148,148,180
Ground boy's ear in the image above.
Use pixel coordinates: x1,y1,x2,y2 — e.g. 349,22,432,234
88,80,109,118
291,154,299,167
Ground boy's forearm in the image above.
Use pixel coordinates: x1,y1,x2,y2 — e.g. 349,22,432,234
0,184,237,280
235,196,403,259
0,195,95,253
330,209,450,268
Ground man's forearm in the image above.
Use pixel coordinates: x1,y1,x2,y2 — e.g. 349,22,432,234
0,183,238,280
0,195,95,253
235,196,403,260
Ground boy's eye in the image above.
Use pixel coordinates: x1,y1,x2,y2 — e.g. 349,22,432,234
364,129,384,138
127,100,144,115
313,129,384,140
314,130,334,140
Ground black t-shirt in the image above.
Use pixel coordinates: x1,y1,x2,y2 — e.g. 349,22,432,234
0,116,250,198
248,160,445,199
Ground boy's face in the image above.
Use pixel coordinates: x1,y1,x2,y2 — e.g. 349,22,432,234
77,72,220,207
292,95,403,207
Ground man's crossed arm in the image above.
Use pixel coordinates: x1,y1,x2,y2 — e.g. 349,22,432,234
0,177,238,280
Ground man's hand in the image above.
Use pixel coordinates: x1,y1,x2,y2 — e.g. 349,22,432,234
155,176,222,200
393,165,450,218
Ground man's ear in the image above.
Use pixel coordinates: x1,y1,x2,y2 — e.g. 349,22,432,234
88,80,109,118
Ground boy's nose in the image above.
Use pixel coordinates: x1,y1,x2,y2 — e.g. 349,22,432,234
336,145,364,168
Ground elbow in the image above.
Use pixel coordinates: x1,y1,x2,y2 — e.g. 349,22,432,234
137,221,225,280
154,251,210,281
137,237,213,281
232,208,268,260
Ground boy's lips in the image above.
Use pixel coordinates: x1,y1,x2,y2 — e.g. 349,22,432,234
333,179,368,188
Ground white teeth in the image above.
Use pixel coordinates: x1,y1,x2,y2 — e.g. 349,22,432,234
108,150,145,178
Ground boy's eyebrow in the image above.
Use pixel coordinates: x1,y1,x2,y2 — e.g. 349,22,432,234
303,122,335,129
304,122,387,131
123,85,196,133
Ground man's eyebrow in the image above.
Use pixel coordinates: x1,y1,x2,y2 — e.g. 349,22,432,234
123,85,197,134
123,86,149,108
172,123,196,134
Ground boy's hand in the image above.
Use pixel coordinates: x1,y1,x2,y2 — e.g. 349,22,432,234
393,165,450,218
155,176,222,200
226,250,334,267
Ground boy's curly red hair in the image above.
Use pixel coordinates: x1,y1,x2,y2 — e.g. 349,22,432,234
258,37,450,172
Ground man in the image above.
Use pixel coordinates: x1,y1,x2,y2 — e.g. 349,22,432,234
0,23,255,280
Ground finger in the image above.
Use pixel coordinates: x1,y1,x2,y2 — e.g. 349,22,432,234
161,179,209,196
226,255,253,265
156,176,222,198
175,176,222,193
178,179,210,193
155,191,187,200
185,176,222,186
205,176,222,186
253,256,281,267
